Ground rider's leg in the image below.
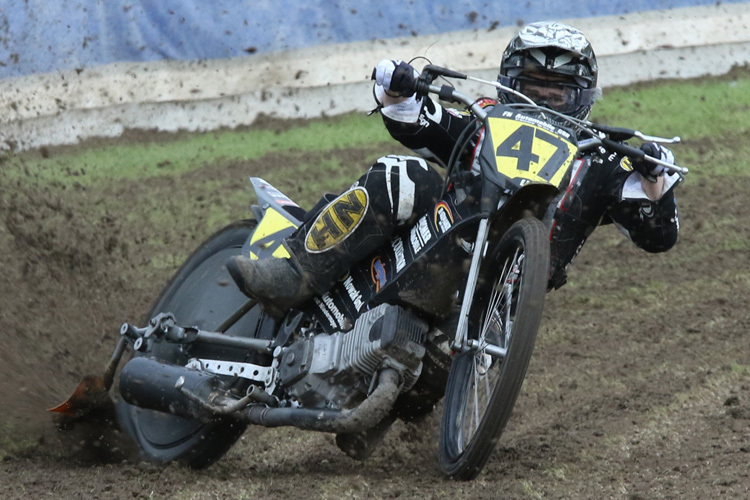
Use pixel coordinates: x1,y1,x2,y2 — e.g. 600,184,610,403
227,155,443,311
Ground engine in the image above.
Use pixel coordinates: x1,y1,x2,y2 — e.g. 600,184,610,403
277,303,428,409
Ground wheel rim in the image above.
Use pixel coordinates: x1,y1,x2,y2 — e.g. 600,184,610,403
116,221,264,466
133,247,251,447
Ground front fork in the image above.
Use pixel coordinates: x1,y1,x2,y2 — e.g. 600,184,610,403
451,217,490,352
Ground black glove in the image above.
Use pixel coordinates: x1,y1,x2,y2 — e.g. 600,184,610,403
632,142,674,178
373,59,418,97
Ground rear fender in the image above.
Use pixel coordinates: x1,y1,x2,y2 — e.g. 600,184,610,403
242,178,304,260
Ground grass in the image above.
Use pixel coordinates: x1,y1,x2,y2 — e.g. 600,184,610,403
1,112,393,188
591,69,750,142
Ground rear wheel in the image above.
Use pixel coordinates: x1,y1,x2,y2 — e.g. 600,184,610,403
116,219,275,468
439,218,549,480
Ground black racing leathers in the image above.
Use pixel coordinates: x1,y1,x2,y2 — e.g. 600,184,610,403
379,95,681,290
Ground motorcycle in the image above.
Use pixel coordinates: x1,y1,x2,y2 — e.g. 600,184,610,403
50,65,688,479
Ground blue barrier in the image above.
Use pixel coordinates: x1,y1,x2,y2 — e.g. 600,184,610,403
1,0,747,79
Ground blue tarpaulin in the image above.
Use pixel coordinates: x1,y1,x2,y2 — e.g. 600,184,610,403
0,0,746,79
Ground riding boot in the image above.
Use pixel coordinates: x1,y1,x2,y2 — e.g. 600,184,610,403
227,186,392,314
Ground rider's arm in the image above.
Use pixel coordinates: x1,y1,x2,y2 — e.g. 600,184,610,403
640,175,665,201
373,83,476,168
607,156,683,253
630,142,674,202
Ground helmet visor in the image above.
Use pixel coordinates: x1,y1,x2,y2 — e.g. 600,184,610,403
510,76,597,115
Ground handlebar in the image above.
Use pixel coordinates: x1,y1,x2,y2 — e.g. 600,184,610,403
400,64,689,175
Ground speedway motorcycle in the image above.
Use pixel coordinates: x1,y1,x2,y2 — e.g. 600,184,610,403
51,65,688,480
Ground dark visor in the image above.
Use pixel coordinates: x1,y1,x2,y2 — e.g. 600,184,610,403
501,75,597,114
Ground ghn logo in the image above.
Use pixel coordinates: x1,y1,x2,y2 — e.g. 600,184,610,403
305,187,369,253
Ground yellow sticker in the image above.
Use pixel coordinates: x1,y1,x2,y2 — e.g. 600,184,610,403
248,208,297,260
305,187,369,253
487,117,577,188
620,156,634,172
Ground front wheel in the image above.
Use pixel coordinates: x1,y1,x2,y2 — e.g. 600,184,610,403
116,219,275,468
439,218,549,480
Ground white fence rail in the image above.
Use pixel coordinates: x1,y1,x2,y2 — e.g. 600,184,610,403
1,3,748,151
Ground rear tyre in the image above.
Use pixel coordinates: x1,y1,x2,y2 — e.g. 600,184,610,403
439,218,549,480
116,219,274,468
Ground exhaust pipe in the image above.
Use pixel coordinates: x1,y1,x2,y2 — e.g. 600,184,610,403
238,368,401,433
119,357,221,421
119,357,402,433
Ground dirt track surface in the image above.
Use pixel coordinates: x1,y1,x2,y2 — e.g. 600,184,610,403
1,109,749,498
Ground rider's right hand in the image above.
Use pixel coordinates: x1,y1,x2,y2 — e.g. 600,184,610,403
372,59,418,98
632,142,675,178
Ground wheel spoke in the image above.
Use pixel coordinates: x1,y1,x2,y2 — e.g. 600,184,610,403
440,219,548,479
458,245,526,449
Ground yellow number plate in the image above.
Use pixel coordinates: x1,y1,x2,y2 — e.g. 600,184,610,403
487,116,577,188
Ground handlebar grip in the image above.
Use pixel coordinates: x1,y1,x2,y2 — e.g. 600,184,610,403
437,85,462,103
592,124,637,142
414,79,430,97
601,138,645,160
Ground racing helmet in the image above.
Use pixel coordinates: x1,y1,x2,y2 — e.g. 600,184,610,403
497,21,599,123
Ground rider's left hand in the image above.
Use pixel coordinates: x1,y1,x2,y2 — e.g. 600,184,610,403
632,142,674,178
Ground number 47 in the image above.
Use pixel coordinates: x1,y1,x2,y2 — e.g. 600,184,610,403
495,124,571,181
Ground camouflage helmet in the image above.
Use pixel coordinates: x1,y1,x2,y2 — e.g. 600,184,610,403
498,21,599,122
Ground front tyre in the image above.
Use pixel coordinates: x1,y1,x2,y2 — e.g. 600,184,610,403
116,219,272,468
439,218,549,480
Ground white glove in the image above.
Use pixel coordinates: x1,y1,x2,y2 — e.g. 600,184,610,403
635,143,675,177
373,59,418,97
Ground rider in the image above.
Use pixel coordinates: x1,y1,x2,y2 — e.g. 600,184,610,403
228,20,681,312
227,21,682,455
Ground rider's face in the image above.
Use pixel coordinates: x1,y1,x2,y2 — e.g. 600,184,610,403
516,72,581,113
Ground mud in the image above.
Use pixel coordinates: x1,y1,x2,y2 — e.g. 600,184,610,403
0,107,748,498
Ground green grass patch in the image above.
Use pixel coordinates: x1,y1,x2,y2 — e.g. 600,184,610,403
1,112,392,188
592,72,750,142
729,362,750,375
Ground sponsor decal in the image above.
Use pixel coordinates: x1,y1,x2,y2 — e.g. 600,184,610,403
392,238,406,272
371,257,387,292
510,111,561,136
343,275,364,312
313,296,337,329
475,97,496,109
409,216,432,254
639,201,654,218
434,201,454,233
620,156,634,172
305,187,369,253
318,292,348,330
